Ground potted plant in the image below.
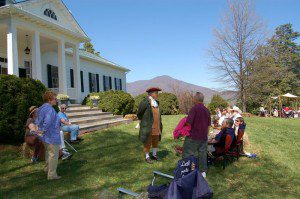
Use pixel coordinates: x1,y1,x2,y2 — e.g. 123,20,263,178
57,94,70,106
90,95,100,107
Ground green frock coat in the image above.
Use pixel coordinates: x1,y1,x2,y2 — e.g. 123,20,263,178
137,98,163,144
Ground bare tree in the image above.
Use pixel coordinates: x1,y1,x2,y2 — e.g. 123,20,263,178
209,0,266,112
171,83,194,114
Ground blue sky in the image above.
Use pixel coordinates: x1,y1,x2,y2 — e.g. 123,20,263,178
63,0,300,90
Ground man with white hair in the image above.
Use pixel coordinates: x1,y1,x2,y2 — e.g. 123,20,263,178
183,92,211,178
58,104,82,144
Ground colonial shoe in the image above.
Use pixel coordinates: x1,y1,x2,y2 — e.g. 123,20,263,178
151,155,159,161
145,157,153,164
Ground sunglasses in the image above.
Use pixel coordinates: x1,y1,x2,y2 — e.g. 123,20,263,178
235,120,240,123
61,107,66,110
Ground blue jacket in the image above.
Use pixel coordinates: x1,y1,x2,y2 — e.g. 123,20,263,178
35,103,61,145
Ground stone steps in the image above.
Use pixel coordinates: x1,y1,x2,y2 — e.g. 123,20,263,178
79,118,132,134
69,115,122,125
65,104,132,133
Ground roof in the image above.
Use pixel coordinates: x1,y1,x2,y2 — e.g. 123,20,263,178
0,0,90,42
65,48,130,72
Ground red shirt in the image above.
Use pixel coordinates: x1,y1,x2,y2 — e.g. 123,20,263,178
186,103,211,141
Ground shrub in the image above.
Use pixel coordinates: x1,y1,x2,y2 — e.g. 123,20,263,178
85,91,134,115
133,93,148,113
0,75,47,144
158,93,180,115
207,94,229,114
134,92,180,115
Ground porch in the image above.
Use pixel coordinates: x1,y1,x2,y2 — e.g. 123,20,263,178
0,19,83,102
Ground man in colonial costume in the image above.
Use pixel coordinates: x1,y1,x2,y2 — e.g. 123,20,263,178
137,87,163,164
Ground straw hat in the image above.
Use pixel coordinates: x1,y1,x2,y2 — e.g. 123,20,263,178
231,106,242,113
29,106,38,116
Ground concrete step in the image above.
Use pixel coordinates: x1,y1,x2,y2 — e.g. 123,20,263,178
69,114,122,124
67,107,101,113
67,111,113,119
68,104,84,107
79,118,132,134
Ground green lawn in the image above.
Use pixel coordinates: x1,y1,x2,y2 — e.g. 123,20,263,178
1,116,299,198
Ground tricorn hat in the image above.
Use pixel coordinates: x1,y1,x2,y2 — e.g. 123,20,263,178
146,87,162,93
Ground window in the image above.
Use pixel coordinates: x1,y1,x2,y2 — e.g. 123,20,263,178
0,57,8,75
114,78,123,90
80,71,84,92
0,65,7,75
103,75,112,91
24,61,32,78
44,9,57,20
47,64,59,88
70,69,74,88
89,73,99,92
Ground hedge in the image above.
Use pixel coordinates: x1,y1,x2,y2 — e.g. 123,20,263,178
207,94,229,114
0,75,47,144
134,92,180,115
85,90,134,116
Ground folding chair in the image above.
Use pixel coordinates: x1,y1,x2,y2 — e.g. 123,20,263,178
64,140,78,153
117,171,174,198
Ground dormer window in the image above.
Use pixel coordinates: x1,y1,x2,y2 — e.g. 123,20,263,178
44,9,57,20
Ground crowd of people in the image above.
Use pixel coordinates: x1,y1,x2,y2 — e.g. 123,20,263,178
24,91,83,180
137,88,246,178
24,88,246,180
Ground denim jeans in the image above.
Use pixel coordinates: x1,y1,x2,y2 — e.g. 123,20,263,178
183,137,208,172
61,124,79,141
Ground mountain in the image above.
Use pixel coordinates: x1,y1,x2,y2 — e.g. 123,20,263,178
127,75,236,102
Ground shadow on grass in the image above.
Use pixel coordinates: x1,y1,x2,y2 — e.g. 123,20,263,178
0,129,152,198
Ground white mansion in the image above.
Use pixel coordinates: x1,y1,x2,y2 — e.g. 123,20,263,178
0,0,130,103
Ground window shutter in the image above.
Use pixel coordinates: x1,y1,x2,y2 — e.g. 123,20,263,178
80,71,84,92
109,76,112,90
47,64,52,88
96,74,99,92
89,72,92,93
119,79,122,90
70,69,74,88
114,78,117,90
0,65,2,74
103,75,106,91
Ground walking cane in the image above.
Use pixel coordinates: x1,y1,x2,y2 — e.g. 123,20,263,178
64,140,78,153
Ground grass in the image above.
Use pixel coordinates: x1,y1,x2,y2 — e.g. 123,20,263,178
0,115,299,198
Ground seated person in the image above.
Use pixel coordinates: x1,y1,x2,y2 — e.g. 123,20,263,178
211,118,236,157
233,117,246,137
26,106,72,162
25,106,45,163
208,116,221,141
58,104,82,144
234,117,246,154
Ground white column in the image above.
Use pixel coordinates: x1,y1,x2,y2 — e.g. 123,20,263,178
58,40,67,94
73,43,81,102
7,21,19,76
31,31,42,80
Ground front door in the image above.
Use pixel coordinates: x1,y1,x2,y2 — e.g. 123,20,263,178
47,64,59,88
